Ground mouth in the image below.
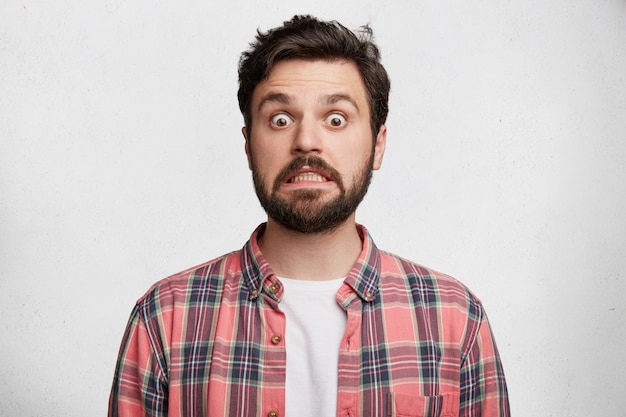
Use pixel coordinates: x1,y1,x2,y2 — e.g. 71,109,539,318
285,168,332,184
272,156,343,193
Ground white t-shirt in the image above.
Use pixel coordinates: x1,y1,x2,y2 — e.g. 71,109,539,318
279,277,347,417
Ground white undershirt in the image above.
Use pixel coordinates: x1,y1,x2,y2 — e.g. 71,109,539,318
278,276,347,417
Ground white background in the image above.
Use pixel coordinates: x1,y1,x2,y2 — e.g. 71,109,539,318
1,0,625,416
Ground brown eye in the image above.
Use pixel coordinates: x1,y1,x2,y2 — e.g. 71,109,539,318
326,113,346,127
270,113,293,128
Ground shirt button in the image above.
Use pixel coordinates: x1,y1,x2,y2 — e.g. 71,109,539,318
269,283,280,294
364,291,373,300
268,411,278,417
250,289,258,297
271,334,282,344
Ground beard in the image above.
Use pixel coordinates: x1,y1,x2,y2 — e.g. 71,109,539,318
251,153,374,234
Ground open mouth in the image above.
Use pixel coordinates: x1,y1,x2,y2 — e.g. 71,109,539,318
285,167,333,184
272,157,342,192
288,172,328,183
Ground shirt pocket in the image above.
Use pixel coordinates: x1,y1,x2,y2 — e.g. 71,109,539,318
387,391,460,417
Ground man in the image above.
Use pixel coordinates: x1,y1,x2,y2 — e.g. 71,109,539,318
109,15,509,417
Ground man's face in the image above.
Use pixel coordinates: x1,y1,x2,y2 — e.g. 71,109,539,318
243,59,386,233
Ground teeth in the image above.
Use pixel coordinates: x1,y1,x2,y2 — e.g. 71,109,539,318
290,173,326,183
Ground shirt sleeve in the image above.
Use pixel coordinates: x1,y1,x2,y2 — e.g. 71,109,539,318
459,311,510,416
108,304,169,417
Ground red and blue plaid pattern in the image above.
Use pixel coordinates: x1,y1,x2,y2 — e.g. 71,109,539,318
109,224,509,416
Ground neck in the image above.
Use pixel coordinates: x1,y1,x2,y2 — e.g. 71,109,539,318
258,215,362,281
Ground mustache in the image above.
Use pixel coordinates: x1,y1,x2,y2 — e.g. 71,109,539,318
272,156,343,193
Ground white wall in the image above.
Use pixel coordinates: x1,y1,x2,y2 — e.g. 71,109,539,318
1,0,625,416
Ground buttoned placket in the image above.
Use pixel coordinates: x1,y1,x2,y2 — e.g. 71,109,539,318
336,284,363,417
259,276,287,417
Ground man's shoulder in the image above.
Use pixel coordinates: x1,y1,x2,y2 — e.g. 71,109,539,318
135,249,243,306
378,250,483,307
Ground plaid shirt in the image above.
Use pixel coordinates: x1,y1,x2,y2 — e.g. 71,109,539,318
109,224,509,417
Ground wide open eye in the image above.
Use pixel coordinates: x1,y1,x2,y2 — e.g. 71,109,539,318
325,113,346,128
270,113,293,128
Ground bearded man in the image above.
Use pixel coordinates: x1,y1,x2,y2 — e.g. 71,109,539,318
109,15,510,417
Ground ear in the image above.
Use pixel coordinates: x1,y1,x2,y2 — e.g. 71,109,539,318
242,126,252,170
372,125,387,170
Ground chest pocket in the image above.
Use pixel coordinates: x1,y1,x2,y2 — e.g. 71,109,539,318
387,392,460,417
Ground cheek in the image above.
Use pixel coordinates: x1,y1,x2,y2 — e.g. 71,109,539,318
249,147,283,180
250,131,287,156
336,142,371,165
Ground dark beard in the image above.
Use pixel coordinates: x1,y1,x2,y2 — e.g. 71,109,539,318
251,154,374,234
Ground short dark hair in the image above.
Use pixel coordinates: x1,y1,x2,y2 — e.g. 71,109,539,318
237,15,391,139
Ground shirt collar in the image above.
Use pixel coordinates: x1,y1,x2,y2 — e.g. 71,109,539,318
240,223,381,303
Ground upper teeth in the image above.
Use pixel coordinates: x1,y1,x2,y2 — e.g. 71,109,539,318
291,173,326,183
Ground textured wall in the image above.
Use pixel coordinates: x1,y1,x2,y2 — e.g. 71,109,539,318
1,0,625,415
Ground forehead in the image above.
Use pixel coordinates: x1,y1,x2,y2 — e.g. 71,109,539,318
252,59,369,109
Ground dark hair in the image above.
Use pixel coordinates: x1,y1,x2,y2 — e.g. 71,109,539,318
237,15,390,139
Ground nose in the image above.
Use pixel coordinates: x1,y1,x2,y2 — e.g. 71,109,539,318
291,117,322,155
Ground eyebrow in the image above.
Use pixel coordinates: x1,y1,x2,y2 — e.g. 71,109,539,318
257,92,291,113
325,94,360,112
256,92,360,113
